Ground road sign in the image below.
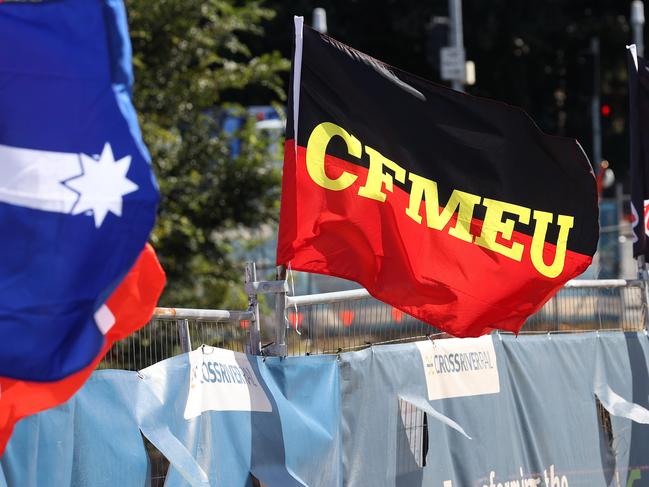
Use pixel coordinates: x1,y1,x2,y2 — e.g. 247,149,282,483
440,46,466,81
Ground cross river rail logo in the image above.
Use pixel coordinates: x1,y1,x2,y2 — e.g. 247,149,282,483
184,346,272,420
416,336,500,401
190,358,257,388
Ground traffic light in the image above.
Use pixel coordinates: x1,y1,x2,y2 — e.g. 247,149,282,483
600,95,626,135
601,104,611,117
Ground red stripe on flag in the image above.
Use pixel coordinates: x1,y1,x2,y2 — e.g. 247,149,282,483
278,142,591,337
0,244,165,454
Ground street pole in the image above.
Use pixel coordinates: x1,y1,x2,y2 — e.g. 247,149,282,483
448,0,465,92
313,8,327,34
591,37,602,168
632,1,645,57
632,2,647,281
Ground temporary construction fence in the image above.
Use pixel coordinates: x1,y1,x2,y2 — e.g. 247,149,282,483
100,263,649,370
92,267,649,485
11,331,649,487
10,266,649,487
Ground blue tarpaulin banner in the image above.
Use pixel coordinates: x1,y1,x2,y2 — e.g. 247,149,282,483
1,347,340,487
4,333,649,486
340,332,649,487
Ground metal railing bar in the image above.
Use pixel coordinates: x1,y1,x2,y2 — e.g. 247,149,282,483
498,327,627,335
286,279,644,308
287,288,370,307
563,279,643,288
153,307,254,321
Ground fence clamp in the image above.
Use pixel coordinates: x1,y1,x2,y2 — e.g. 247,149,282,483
244,280,289,295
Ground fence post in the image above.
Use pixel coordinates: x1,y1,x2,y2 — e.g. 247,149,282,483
552,296,560,332
271,264,288,357
636,256,649,331
640,276,649,331
640,260,649,331
245,262,262,355
178,318,192,353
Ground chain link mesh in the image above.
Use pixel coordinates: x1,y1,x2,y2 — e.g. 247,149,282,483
100,281,648,368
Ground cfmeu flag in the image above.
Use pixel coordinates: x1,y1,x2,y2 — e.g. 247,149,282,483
0,0,161,382
628,45,649,259
277,18,599,337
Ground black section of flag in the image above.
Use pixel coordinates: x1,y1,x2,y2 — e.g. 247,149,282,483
296,26,598,256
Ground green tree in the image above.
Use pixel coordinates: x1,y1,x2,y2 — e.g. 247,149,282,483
125,0,290,308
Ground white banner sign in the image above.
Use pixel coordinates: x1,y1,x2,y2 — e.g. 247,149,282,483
416,336,500,401
184,346,272,419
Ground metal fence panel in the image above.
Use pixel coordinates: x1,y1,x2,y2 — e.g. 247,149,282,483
101,280,649,369
99,315,251,371
523,284,645,333
285,297,437,355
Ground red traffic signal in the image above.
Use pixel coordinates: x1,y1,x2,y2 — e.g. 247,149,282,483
601,104,611,117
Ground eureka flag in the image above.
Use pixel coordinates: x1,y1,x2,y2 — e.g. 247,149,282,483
0,0,160,380
277,18,599,337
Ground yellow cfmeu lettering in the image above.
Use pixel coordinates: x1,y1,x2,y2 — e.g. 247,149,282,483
530,210,574,278
357,146,407,202
303,121,577,278
306,122,361,190
474,199,531,261
406,173,480,243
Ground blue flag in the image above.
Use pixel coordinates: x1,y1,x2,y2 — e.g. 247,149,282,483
0,0,159,381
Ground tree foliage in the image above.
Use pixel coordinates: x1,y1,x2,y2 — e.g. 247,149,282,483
125,0,289,308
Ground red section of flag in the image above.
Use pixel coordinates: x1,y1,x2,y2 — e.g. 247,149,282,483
278,143,592,338
0,244,165,454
